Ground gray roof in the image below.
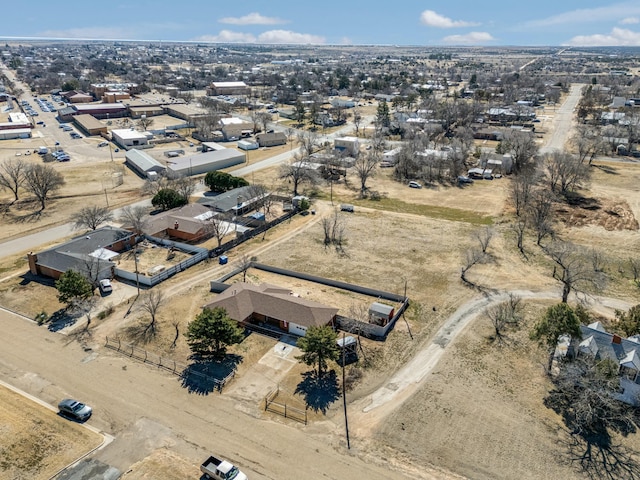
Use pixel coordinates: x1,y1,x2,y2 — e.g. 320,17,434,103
125,149,166,174
197,186,254,212
35,226,133,274
578,325,640,370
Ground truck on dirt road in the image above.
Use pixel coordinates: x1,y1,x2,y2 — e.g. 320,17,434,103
200,455,248,480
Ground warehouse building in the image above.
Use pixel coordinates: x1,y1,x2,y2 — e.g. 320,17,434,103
73,114,108,136
125,149,166,178
207,81,251,96
166,149,245,178
112,128,150,148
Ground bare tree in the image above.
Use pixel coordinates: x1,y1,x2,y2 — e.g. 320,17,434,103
503,129,538,174
278,153,318,196
256,111,272,133
527,188,555,245
171,176,195,202
137,116,154,132
461,248,485,284
137,290,166,335
0,158,26,203
352,151,378,197
202,213,232,247
142,176,171,197
352,108,362,137
23,163,65,210
486,293,523,343
572,125,605,165
544,150,591,196
285,127,296,150
510,173,536,217
474,226,494,254
321,209,347,252
237,254,253,282
297,130,320,157
544,241,608,303
72,205,113,231
75,296,98,332
119,205,149,235
512,216,528,255
628,257,640,285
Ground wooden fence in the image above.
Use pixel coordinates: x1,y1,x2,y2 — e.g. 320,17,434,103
104,337,235,392
264,385,307,425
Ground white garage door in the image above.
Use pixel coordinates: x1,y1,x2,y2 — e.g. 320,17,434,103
288,323,307,336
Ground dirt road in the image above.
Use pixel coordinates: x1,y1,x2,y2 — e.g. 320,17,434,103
350,289,632,435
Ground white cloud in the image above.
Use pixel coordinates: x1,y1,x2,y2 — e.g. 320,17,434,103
527,3,640,27
620,17,640,25
442,32,494,45
219,12,287,25
194,30,256,43
566,27,640,46
420,10,479,28
339,37,353,45
257,30,325,44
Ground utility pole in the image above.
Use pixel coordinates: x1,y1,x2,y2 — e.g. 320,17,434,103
133,246,140,296
342,332,351,449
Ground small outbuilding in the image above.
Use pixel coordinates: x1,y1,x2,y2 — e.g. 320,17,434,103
369,302,395,326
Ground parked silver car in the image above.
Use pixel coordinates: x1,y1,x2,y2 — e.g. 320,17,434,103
58,399,92,421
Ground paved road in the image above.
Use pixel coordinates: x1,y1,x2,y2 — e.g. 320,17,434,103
0,308,446,480
0,198,153,260
540,83,584,154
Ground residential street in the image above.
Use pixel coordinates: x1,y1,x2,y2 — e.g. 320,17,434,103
0,308,448,480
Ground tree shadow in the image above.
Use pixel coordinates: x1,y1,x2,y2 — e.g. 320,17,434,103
180,354,243,395
559,430,640,480
294,370,340,414
47,308,78,332
123,321,157,344
593,164,619,175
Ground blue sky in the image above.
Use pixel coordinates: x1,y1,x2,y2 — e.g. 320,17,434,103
4,1,640,46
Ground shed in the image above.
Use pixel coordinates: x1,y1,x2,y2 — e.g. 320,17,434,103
256,132,287,147
369,302,394,326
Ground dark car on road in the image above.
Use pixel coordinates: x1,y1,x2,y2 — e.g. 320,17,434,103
58,399,92,421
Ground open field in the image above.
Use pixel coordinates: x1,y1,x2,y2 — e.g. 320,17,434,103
0,384,102,480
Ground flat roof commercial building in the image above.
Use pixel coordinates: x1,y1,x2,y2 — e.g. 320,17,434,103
74,114,108,136
112,128,150,148
207,81,251,96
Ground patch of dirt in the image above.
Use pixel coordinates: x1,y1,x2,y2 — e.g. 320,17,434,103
120,449,198,480
556,197,639,231
0,384,102,480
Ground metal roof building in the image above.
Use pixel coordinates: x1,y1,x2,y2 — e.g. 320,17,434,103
166,149,245,178
125,149,166,178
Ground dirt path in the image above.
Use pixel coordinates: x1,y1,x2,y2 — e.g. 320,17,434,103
350,289,633,437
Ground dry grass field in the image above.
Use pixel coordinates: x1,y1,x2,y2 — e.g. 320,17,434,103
0,385,102,480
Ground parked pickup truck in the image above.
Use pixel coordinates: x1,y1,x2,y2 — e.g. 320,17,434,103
200,455,247,480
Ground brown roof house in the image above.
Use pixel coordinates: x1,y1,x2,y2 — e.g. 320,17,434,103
143,203,222,242
203,283,338,337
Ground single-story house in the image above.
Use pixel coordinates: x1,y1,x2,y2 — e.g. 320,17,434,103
203,282,338,336
142,203,222,242
27,226,135,281
197,186,265,215
256,132,287,147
